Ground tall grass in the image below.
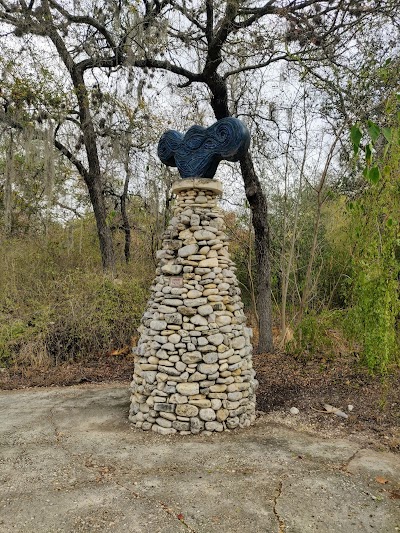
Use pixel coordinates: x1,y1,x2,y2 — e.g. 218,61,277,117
0,219,150,367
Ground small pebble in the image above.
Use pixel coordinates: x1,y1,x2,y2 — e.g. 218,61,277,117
290,407,299,415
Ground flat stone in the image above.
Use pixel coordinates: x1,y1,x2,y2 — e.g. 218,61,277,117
176,383,199,396
198,363,219,375
205,421,224,432
197,304,213,316
162,299,184,307
158,366,180,376
187,290,203,299
182,352,202,364
158,305,177,313
155,417,172,428
183,298,208,307
193,230,216,241
178,244,199,257
209,384,227,392
199,258,219,268
154,403,175,413
188,399,212,408
172,420,190,431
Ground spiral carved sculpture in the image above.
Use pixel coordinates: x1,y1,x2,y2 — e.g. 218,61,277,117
157,117,250,179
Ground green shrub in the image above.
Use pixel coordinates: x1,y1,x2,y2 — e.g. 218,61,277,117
0,224,150,367
288,310,354,360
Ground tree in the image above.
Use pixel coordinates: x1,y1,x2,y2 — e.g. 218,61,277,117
1,0,398,350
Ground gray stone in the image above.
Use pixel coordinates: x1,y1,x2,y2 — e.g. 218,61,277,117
172,420,190,431
152,425,176,435
182,352,202,364
205,421,224,432
199,408,216,421
162,299,184,307
142,371,157,384
226,416,239,429
150,320,167,331
190,417,203,434
161,264,183,275
155,417,172,428
208,333,224,346
190,315,208,326
154,403,175,413
198,304,213,316
203,352,218,364
165,313,183,325
158,366,180,376
183,298,208,307
232,336,246,349
178,244,199,257
193,230,216,240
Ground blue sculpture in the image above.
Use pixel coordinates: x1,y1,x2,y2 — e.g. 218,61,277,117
157,117,250,179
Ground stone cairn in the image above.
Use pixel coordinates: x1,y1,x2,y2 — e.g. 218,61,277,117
129,178,258,435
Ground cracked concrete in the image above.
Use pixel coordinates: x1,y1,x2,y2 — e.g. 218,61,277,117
0,383,399,533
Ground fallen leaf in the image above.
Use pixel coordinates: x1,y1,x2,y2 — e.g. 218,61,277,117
177,514,184,521
109,346,130,356
375,476,389,485
389,490,400,500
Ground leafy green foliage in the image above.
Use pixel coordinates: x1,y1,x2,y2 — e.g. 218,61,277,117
347,98,400,372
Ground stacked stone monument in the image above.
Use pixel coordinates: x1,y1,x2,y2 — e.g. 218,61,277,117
129,118,258,435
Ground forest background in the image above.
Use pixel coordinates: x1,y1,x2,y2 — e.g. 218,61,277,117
0,0,399,388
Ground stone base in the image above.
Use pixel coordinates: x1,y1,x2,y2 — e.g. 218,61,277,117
129,179,257,434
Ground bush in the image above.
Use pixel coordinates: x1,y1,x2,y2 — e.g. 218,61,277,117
287,310,356,361
0,224,149,367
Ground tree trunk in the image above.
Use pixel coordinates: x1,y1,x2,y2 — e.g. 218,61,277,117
240,152,274,353
207,72,274,353
86,177,116,274
121,172,131,264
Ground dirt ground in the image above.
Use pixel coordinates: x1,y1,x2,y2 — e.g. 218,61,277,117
1,351,399,453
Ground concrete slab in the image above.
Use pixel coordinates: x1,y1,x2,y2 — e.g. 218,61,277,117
0,384,399,533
